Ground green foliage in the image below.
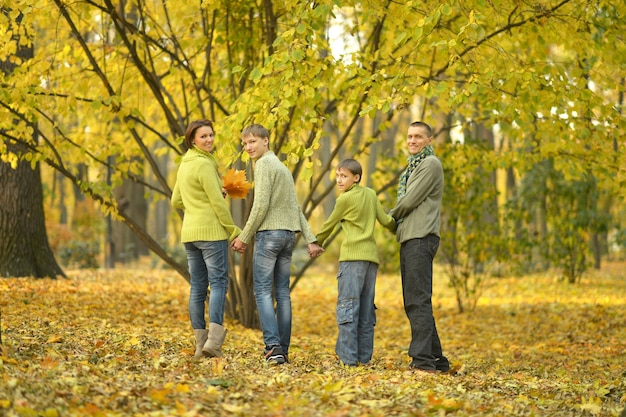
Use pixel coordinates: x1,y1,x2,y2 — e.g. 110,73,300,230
375,226,401,274
613,228,626,256
47,221,101,270
439,142,508,312
58,240,100,269
508,159,607,283
46,200,103,269
547,176,597,283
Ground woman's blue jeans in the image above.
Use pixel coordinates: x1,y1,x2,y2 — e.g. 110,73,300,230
252,230,296,353
399,235,449,371
335,261,378,366
185,240,229,329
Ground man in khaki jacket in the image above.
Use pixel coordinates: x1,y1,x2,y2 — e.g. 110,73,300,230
389,121,451,374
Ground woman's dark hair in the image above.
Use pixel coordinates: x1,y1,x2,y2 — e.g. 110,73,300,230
184,119,214,150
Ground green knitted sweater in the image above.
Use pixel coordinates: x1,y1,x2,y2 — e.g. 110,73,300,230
316,184,396,264
171,147,241,243
238,151,316,244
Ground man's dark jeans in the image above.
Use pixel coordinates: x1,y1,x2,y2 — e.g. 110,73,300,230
400,234,449,372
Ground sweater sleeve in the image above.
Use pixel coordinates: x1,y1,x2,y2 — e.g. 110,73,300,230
238,158,272,244
315,197,347,247
200,163,241,242
298,210,318,244
376,198,396,233
389,157,438,221
171,181,183,210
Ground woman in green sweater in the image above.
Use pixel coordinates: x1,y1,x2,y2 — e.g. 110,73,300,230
171,119,241,359
316,159,396,366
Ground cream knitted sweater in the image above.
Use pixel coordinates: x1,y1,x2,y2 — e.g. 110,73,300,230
238,151,316,244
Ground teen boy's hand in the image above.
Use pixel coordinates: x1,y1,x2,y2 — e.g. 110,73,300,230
231,237,247,253
307,242,324,258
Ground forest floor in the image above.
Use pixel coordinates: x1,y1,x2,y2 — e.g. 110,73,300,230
1,261,625,416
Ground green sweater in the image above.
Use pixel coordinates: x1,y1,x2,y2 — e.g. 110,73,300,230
238,151,316,244
316,184,395,264
171,147,241,243
389,155,443,243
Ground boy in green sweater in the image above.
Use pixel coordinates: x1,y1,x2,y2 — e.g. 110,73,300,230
315,159,396,366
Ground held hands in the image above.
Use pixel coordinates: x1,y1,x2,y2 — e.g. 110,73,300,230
231,237,247,254
307,242,324,258
231,238,322,257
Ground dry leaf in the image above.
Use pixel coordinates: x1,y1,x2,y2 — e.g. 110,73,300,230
2,263,625,417
222,168,252,199
46,335,63,344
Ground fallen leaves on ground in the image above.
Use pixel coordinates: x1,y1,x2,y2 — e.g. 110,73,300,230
1,262,625,416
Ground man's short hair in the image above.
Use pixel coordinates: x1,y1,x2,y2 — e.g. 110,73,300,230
410,121,433,137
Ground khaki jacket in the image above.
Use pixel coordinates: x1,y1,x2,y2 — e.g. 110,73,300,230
389,156,443,243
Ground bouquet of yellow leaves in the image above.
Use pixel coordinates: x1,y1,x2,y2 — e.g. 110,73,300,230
222,168,252,199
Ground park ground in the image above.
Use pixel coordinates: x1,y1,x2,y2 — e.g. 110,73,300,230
1,260,625,416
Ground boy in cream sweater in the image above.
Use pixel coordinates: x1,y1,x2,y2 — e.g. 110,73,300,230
231,124,324,365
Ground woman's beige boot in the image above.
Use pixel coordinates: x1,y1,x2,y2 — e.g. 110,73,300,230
202,323,227,357
193,329,208,358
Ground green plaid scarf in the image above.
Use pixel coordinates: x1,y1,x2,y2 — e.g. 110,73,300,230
397,145,434,201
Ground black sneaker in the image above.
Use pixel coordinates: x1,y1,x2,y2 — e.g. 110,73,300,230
265,346,286,365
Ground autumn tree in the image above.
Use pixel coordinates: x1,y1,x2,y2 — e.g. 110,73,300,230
1,0,624,317
0,7,64,278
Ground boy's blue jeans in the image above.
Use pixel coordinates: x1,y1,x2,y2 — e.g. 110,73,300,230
335,260,378,366
253,230,296,353
399,235,449,371
184,240,229,329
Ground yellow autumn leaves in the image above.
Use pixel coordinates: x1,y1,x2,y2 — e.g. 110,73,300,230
222,168,252,199
1,263,625,416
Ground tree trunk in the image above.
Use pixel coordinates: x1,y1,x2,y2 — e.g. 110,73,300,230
225,184,260,329
113,176,149,263
55,171,68,225
439,111,458,268
226,244,259,329
320,121,338,217
0,9,65,278
0,142,66,278
151,153,169,245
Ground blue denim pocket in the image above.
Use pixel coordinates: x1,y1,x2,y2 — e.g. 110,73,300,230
336,299,354,324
